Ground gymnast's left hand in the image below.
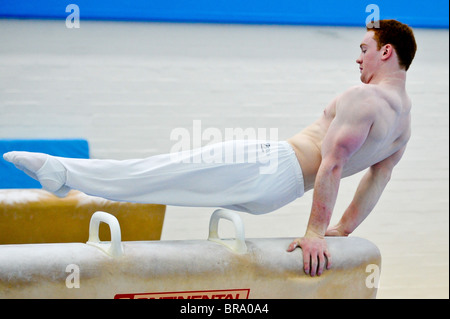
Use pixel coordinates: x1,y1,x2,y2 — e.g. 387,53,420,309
287,234,332,277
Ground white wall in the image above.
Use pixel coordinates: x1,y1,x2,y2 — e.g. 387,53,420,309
0,20,361,159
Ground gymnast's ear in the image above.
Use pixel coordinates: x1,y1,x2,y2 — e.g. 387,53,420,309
380,44,394,61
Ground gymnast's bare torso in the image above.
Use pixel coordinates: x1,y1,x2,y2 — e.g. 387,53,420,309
287,82,411,192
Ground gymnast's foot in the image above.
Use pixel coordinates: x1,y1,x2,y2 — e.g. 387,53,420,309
3,151,71,197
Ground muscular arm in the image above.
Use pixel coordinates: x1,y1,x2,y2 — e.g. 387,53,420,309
288,87,378,276
305,127,372,236
327,145,407,236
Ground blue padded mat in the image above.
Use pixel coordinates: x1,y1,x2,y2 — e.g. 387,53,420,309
0,0,448,28
0,139,89,189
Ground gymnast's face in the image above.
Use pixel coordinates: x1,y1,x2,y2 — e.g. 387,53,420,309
356,31,380,84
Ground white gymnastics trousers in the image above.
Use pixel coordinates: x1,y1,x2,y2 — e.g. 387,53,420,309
55,140,304,215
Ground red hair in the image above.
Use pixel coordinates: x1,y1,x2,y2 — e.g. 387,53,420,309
368,20,417,71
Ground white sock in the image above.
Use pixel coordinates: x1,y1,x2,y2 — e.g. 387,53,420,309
3,151,70,197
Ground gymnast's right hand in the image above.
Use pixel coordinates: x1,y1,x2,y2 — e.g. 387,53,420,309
287,233,332,277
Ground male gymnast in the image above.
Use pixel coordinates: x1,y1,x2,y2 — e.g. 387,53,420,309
3,20,417,277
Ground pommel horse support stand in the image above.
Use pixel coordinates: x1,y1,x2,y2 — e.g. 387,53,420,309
0,209,381,299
